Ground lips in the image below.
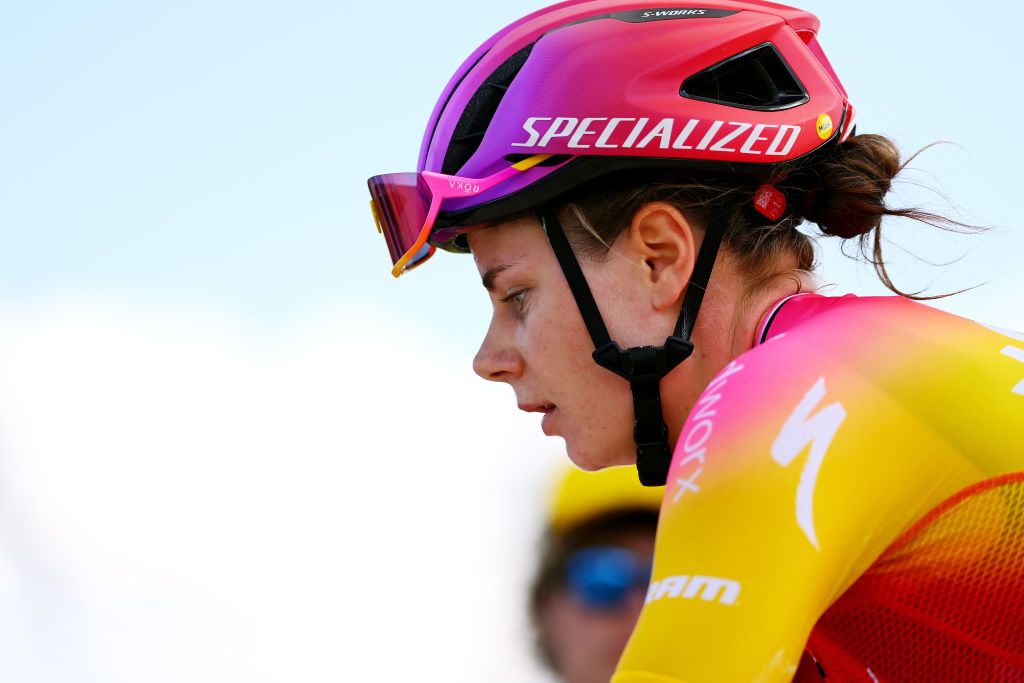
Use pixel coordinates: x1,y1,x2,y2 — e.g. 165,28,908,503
518,402,559,435
517,402,554,414
540,407,558,436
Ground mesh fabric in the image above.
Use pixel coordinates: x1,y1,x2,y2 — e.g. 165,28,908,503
796,473,1024,681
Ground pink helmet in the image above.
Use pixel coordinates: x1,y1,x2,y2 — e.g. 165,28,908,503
420,0,853,234
368,0,854,486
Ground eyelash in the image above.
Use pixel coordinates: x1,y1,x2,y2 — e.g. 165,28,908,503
499,288,529,310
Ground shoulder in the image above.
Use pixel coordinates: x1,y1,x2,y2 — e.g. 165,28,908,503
756,292,933,347
667,292,1024,504
667,294,927,503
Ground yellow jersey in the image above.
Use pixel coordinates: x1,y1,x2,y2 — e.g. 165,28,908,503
613,293,1024,682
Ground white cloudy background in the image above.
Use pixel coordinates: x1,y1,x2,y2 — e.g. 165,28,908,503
1,1,1023,681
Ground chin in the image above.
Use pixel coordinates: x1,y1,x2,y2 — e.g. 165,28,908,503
564,438,635,472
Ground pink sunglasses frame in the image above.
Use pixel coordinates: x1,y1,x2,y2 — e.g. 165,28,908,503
370,153,553,277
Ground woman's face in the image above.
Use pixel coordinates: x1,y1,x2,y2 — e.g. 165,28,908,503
469,216,658,470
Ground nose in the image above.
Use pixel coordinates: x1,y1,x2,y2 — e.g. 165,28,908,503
473,316,523,383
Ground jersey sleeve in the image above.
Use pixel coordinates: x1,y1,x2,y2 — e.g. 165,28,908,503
611,344,985,682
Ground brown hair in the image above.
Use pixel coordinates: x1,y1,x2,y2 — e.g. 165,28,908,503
557,134,979,299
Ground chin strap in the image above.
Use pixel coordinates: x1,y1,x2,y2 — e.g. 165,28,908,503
540,206,726,486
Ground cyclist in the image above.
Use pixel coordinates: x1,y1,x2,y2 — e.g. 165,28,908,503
532,466,661,683
367,1,1024,680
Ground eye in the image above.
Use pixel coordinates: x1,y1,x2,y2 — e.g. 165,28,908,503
500,288,530,311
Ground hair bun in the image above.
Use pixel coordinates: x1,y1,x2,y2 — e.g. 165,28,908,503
800,134,901,239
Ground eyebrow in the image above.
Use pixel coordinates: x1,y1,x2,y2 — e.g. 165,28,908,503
481,263,514,292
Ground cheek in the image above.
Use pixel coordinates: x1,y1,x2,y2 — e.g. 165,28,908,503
519,273,638,468
589,266,658,348
520,281,594,371
520,291,595,384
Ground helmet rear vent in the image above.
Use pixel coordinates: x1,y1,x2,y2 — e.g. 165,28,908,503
680,43,807,111
442,43,535,175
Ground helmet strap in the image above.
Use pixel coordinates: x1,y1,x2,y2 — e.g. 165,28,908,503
539,206,726,486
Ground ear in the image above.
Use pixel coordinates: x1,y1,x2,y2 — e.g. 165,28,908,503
621,201,697,311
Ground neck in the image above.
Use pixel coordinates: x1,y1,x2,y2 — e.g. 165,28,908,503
661,255,818,448
727,271,818,358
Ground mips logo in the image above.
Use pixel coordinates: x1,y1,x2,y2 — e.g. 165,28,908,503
816,113,834,141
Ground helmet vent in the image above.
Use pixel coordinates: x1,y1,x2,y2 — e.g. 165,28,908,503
680,43,807,111
442,43,535,175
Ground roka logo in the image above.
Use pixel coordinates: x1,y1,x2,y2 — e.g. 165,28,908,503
448,179,480,194
511,116,802,156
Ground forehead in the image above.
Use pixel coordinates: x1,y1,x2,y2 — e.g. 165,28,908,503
468,215,547,272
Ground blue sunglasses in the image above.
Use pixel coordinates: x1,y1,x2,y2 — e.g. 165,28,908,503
565,547,653,610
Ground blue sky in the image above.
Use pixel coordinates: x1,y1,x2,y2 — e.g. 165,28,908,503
1,2,1023,681
4,0,1022,333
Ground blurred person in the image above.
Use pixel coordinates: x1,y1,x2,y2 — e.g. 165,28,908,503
530,466,660,683
368,1,1024,679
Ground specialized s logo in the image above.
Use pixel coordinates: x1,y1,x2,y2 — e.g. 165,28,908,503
771,377,846,550
511,116,802,156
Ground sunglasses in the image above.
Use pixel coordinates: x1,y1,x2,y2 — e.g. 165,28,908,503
367,154,553,277
565,546,653,611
